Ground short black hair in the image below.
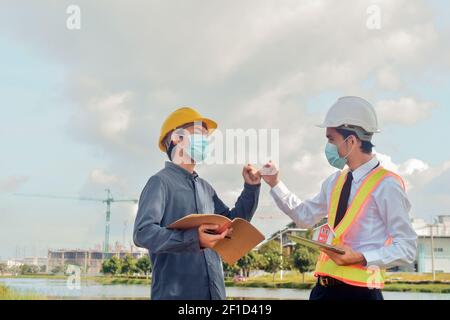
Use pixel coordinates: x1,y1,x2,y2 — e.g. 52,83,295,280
336,128,374,154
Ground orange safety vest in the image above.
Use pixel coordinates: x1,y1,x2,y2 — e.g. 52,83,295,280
314,166,405,289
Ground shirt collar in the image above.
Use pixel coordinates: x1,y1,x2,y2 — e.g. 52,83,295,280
165,161,199,180
349,156,380,184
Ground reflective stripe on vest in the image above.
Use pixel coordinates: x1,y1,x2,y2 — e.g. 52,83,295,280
314,166,405,289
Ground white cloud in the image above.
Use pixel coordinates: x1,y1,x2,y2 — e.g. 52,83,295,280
375,151,450,220
376,97,435,126
376,67,401,90
398,159,430,176
87,92,132,141
376,151,429,178
89,169,119,186
1,0,449,251
128,203,138,220
0,176,29,192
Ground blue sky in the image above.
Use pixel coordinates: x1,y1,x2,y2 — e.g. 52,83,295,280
1,0,450,260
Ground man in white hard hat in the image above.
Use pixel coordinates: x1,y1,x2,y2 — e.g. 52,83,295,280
260,96,417,300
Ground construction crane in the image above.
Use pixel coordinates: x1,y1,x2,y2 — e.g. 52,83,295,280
15,189,138,254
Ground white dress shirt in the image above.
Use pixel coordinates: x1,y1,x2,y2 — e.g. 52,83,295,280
270,156,417,269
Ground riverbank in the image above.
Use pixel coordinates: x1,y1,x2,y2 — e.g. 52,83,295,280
225,272,450,293
0,283,44,300
94,272,450,293
2,272,450,294
225,279,450,293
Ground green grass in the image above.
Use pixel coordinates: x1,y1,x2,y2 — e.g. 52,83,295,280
0,284,45,300
385,272,450,282
223,271,450,293
93,276,151,285
383,283,450,293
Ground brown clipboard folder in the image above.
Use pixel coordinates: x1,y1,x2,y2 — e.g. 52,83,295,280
168,214,265,265
288,235,346,255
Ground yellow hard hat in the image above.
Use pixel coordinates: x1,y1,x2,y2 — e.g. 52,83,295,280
158,107,218,152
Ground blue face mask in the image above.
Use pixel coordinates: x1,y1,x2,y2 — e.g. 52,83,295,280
325,138,353,170
186,134,209,163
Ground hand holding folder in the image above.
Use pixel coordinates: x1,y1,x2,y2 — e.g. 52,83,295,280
288,234,345,255
168,214,265,265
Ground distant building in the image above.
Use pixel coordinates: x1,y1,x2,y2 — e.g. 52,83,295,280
412,215,450,273
23,256,47,266
47,247,147,275
262,222,308,255
262,215,450,274
5,259,24,268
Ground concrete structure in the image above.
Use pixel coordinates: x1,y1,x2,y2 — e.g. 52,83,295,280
47,247,147,275
263,222,308,255
263,216,450,274
412,215,450,273
23,256,47,266
5,259,24,268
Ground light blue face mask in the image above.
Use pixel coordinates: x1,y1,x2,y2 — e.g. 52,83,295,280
325,138,353,170
186,133,209,163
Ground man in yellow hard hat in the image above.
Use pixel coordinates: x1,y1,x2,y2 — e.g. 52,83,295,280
259,96,417,300
133,107,261,300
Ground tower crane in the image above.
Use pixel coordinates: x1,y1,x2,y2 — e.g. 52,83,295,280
15,189,137,254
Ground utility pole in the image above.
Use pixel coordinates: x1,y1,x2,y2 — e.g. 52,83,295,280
430,223,436,281
84,251,88,275
104,189,112,254
279,230,283,281
123,220,128,251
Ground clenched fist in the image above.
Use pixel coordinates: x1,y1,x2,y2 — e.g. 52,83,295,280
242,164,261,185
260,161,280,188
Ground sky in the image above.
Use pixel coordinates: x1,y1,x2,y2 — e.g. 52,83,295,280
0,0,449,260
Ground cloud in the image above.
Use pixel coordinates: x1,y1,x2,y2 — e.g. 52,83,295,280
375,97,436,126
376,67,402,90
375,151,450,220
93,92,132,140
0,0,449,252
376,151,429,176
89,169,120,186
71,91,133,145
398,159,430,176
0,176,29,192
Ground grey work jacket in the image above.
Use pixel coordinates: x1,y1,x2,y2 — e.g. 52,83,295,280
133,161,260,300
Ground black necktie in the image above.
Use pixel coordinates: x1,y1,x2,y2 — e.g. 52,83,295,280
334,171,353,228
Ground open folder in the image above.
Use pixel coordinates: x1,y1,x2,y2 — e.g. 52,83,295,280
168,214,265,265
288,235,346,255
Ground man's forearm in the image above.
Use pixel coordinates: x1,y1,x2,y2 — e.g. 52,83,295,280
134,224,201,254
220,183,260,221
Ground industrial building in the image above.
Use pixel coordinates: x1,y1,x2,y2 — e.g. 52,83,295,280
412,215,450,273
22,256,47,266
263,222,308,255
264,216,450,274
47,247,147,275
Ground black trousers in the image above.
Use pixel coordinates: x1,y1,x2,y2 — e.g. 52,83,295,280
309,281,384,300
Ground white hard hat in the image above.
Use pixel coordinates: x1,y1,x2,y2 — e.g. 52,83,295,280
317,96,380,135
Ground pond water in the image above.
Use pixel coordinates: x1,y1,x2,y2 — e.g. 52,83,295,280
1,277,449,300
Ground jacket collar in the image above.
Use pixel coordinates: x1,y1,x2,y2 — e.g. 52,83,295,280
350,156,380,184
165,161,199,180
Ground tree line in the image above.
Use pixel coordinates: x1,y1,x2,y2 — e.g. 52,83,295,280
224,240,319,282
99,239,319,282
